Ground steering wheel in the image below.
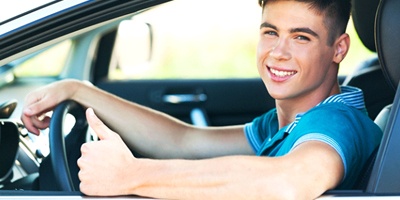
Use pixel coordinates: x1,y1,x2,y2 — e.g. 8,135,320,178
48,100,88,191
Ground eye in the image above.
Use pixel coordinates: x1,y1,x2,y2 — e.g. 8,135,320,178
295,35,310,41
262,30,278,37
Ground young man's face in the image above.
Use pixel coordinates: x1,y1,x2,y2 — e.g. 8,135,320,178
257,1,341,102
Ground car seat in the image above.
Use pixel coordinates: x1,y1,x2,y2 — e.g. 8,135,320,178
342,0,395,120
360,0,400,193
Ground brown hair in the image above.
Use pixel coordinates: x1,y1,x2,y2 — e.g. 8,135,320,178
258,0,351,45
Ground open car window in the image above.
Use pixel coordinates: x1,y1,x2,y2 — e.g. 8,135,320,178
13,40,72,77
108,0,375,80
4,0,375,80
109,0,261,80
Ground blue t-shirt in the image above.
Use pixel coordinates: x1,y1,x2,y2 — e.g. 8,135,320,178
244,86,382,189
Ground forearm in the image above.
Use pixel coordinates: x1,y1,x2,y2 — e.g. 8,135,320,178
69,80,192,157
70,80,252,159
78,116,342,200
130,156,299,200
129,142,343,200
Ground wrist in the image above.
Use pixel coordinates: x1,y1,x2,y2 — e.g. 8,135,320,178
126,158,152,195
62,79,90,101
126,158,169,197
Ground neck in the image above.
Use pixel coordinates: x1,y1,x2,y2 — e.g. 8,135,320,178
275,83,340,129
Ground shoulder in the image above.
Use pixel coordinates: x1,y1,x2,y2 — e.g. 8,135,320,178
295,102,381,143
301,102,372,128
289,102,382,189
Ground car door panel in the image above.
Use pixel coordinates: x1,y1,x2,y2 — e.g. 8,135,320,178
96,78,274,126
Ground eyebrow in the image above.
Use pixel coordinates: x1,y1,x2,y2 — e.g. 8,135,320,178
291,27,319,38
260,22,276,30
260,22,319,38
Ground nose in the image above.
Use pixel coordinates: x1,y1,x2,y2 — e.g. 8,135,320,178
269,39,291,60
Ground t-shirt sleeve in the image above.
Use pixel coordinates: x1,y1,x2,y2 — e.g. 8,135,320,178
285,103,382,188
244,109,278,153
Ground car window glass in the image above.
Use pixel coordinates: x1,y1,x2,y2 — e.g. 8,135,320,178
341,18,376,75
109,0,261,80
109,0,374,80
13,40,72,77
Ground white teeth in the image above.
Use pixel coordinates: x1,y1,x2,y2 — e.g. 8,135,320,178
270,68,296,77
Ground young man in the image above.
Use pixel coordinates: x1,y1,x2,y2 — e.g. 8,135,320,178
21,0,382,199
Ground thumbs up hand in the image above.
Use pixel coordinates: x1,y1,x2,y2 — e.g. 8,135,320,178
78,108,136,196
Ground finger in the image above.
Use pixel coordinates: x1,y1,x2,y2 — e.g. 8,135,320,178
23,84,63,117
23,90,45,116
23,96,54,117
21,115,51,135
78,143,90,168
31,115,51,129
86,108,118,141
21,114,40,135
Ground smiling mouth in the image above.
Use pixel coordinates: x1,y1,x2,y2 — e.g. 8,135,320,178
269,67,297,77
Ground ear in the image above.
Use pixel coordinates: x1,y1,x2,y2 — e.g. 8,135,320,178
333,33,350,64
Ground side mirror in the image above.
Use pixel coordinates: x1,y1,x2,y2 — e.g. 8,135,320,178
0,99,17,119
112,20,153,76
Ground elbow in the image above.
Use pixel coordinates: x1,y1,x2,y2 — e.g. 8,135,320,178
262,178,323,200
279,185,311,200
272,182,305,200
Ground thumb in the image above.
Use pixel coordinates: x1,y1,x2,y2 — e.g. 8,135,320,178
86,108,118,141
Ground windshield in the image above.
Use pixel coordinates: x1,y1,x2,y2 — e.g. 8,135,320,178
0,0,89,37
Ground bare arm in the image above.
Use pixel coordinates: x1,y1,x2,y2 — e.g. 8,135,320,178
130,143,343,199
79,108,344,199
22,79,253,159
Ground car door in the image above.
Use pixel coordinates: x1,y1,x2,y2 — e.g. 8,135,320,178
92,0,274,126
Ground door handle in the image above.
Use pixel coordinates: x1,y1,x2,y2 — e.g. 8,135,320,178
190,108,209,127
162,93,207,104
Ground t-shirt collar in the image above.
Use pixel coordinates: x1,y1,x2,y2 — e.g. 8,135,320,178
285,86,366,133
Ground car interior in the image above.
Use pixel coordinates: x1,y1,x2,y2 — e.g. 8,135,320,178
341,0,395,190
365,0,400,194
331,0,400,195
0,0,399,197
343,0,395,120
